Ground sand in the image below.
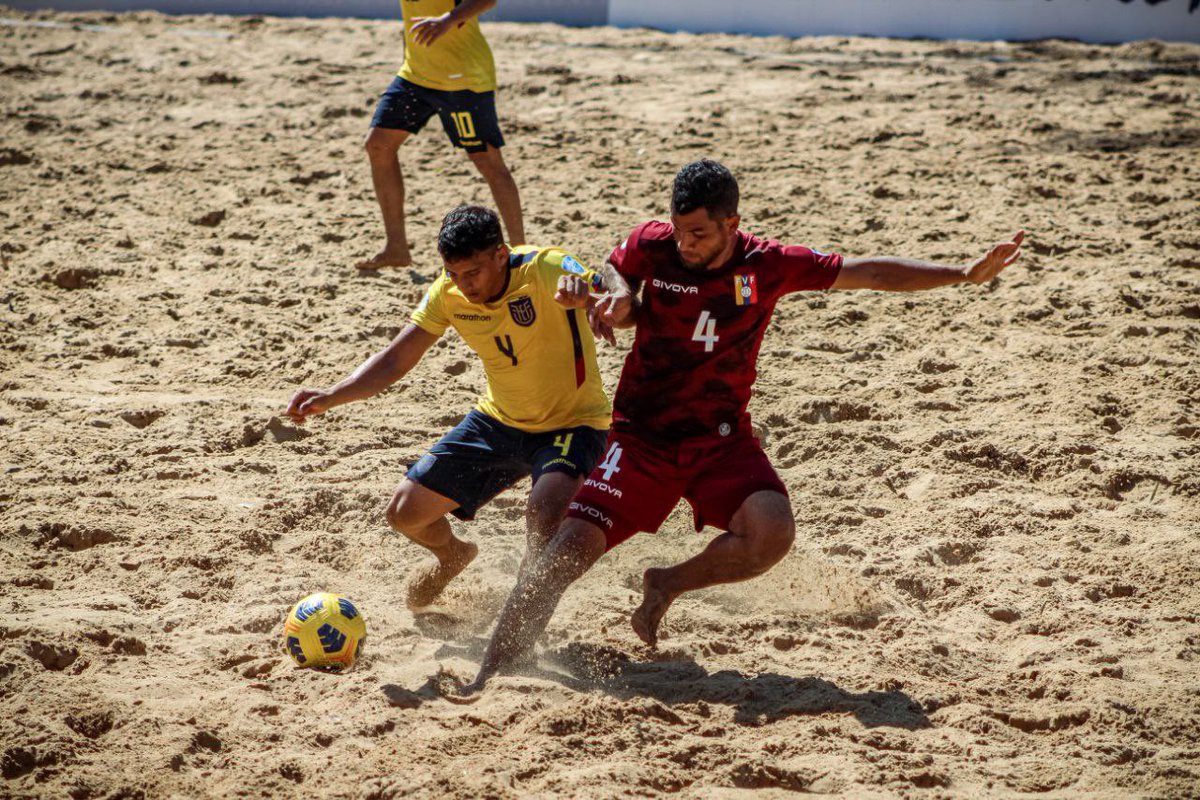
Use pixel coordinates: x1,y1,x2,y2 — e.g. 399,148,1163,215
1,8,1199,798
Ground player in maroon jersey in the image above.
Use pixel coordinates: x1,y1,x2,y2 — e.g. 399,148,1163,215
461,159,1023,692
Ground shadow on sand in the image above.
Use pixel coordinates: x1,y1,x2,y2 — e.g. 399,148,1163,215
548,643,930,729
384,641,929,730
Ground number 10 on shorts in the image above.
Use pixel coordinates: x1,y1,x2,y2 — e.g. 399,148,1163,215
451,111,476,140
598,442,623,481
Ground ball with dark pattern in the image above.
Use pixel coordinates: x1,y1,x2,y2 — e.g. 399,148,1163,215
283,592,367,671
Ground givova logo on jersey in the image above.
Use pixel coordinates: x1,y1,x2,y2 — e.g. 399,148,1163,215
652,278,699,295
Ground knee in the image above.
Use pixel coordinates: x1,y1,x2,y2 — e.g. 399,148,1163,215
470,152,509,180
525,500,563,541
386,493,424,536
539,519,607,576
749,518,795,574
364,132,400,163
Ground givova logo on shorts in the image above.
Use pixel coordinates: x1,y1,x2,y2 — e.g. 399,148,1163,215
570,501,613,529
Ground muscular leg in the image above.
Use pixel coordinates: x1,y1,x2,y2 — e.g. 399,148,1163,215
357,127,413,270
467,146,525,245
465,518,607,693
632,490,796,646
386,478,478,608
518,471,585,584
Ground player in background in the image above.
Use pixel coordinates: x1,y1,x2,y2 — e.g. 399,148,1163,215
463,158,1024,690
356,0,524,270
287,205,615,607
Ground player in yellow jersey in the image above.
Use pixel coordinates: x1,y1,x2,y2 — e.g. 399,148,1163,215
286,205,615,607
356,0,525,271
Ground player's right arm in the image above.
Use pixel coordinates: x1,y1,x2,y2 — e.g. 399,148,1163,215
410,0,496,46
589,223,655,339
590,259,638,330
285,324,439,423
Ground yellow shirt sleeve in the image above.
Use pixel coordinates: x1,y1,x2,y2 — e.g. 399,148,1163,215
410,275,450,337
537,248,604,293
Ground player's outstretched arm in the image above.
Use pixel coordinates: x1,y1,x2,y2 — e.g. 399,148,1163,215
589,260,638,331
411,0,496,46
284,324,439,423
832,230,1024,292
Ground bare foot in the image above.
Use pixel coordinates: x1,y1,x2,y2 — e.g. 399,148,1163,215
631,568,676,647
355,245,412,270
405,540,478,609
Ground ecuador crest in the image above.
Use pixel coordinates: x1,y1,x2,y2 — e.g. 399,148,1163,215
508,295,536,326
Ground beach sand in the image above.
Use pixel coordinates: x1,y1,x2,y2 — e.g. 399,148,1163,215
1,9,1198,797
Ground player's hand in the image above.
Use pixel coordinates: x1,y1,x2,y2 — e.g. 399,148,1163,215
284,389,333,424
588,308,617,346
964,230,1024,284
554,274,591,309
411,14,454,46
593,289,633,327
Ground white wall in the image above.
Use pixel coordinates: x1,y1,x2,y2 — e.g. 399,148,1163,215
2,0,608,25
610,0,1200,44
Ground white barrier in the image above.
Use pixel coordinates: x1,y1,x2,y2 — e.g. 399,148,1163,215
5,0,1199,42
609,0,1200,44
2,0,606,24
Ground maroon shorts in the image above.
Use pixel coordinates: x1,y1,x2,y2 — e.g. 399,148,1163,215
565,430,788,550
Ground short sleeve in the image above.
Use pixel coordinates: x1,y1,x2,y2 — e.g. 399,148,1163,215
780,245,843,293
608,223,653,282
540,248,604,292
409,275,450,337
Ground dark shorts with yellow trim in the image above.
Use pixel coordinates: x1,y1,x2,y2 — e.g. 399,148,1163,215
370,77,504,153
406,410,607,521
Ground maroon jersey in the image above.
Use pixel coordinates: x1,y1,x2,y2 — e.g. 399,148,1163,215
608,220,842,443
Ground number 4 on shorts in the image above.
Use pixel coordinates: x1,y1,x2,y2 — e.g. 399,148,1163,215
598,442,623,481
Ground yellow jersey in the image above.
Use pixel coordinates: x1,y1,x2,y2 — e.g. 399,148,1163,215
411,246,612,433
397,0,497,93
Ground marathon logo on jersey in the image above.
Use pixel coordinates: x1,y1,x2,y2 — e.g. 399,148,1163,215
569,501,614,529
508,295,536,327
584,478,623,499
652,278,699,295
733,273,758,306
453,313,493,322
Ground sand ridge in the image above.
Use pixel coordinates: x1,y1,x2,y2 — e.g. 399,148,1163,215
1,8,1199,798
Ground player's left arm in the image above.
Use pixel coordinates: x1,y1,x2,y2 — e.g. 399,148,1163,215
832,230,1024,291
411,0,496,46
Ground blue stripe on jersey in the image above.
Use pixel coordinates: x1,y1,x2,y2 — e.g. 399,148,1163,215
509,250,537,268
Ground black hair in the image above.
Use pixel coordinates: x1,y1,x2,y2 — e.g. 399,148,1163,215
671,159,739,219
437,204,503,262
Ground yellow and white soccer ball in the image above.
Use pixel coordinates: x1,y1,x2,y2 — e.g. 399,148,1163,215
283,592,367,671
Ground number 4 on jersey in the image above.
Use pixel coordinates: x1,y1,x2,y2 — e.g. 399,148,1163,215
692,310,719,352
598,442,623,481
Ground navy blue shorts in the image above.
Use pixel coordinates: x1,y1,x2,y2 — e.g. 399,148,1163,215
370,76,504,153
406,411,607,521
